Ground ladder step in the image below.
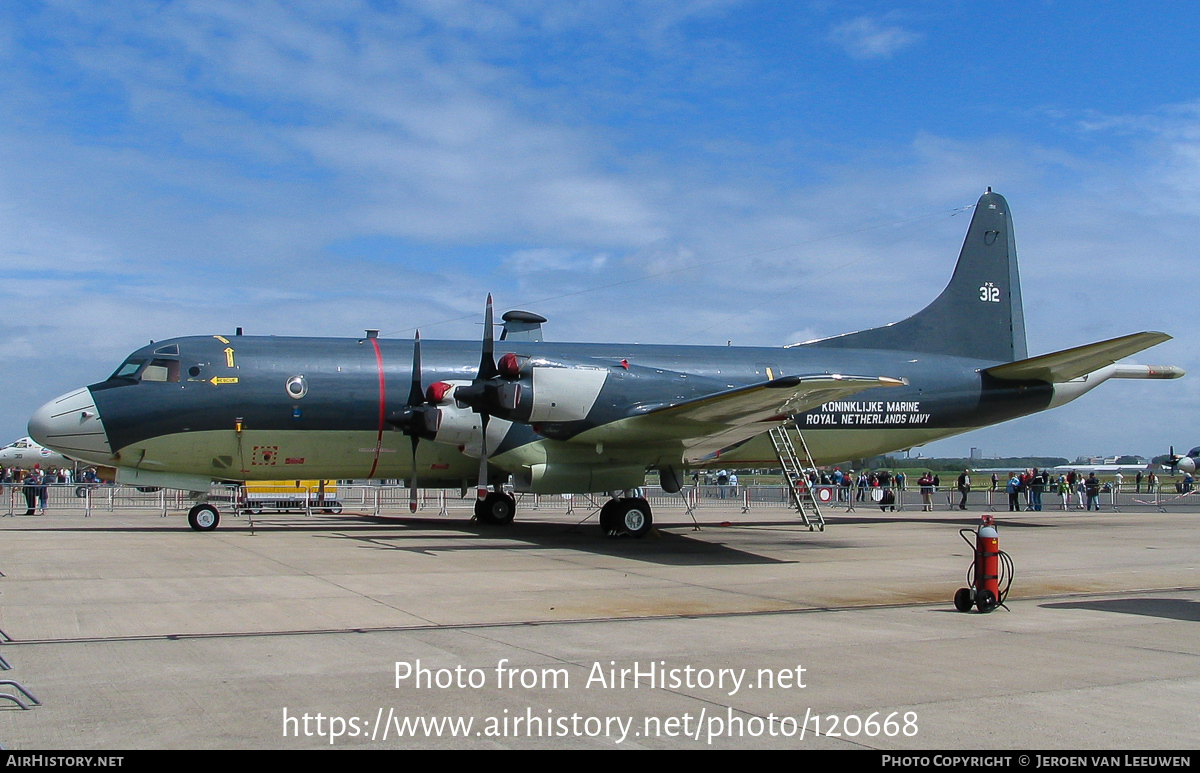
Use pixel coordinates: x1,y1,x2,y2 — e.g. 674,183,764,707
769,424,825,530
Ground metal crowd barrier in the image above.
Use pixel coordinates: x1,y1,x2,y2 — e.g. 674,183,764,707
3,481,1197,518
2,483,187,517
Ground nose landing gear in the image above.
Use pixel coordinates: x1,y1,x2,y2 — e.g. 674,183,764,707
187,503,220,531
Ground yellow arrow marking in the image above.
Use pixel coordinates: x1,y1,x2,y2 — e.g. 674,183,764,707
214,335,230,344
211,377,239,385
224,347,236,368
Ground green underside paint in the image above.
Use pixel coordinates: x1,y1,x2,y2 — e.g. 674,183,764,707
116,425,979,492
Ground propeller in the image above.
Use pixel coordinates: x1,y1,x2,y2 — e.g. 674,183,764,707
474,296,497,501
452,295,523,501
388,331,441,512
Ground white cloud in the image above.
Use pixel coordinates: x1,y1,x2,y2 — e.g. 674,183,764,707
828,16,922,60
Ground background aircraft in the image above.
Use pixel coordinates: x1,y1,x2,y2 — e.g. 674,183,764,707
0,437,74,470
29,191,1183,535
1166,446,1198,475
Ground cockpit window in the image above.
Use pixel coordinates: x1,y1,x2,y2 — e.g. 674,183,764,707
153,344,180,356
111,359,145,380
107,357,180,383
141,359,181,383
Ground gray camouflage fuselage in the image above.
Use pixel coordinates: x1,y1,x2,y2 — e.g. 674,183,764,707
28,191,1179,494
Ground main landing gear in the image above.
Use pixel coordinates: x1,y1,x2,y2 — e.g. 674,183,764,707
474,490,516,525
599,497,654,538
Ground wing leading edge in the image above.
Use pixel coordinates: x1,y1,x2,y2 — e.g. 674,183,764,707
575,374,905,461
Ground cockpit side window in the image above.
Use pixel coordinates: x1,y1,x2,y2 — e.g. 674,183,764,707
141,359,181,383
107,357,180,383
111,359,145,380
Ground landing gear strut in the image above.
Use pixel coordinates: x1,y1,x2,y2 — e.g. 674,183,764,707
599,497,653,538
187,503,220,531
474,491,516,525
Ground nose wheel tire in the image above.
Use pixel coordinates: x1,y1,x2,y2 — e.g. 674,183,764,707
474,492,516,525
187,504,220,531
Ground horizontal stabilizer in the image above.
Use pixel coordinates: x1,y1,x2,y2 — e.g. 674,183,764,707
985,332,1172,383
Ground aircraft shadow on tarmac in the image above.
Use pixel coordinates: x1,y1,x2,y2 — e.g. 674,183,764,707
1040,597,1200,623
305,514,858,566
823,515,1055,527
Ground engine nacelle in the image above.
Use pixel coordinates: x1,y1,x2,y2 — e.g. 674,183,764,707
472,366,609,423
426,380,513,456
512,463,646,494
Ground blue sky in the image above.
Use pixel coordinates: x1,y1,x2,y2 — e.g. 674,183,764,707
1,1,1195,460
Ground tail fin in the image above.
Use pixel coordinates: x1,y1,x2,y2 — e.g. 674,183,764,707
808,189,1028,362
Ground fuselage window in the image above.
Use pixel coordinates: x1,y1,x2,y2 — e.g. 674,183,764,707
141,359,181,383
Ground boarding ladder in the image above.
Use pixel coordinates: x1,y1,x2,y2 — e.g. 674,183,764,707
769,423,825,531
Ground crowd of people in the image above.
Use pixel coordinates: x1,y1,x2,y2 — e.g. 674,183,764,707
2,464,101,515
702,465,1178,513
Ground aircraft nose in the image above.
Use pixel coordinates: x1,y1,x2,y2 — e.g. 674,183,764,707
29,387,112,461
1180,457,1196,475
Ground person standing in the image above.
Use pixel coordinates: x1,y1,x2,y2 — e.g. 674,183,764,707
1006,472,1021,512
36,468,49,514
1030,468,1044,512
919,472,934,511
956,470,971,510
1135,470,1143,493
1085,472,1102,511
22,467,38,515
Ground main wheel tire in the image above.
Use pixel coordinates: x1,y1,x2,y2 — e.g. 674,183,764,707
474,492,516,525
616,498,653,538
953,587,974,612
599,500,621,536
187,504,220,532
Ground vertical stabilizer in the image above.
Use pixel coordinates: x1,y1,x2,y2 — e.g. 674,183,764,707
809,190,1028,362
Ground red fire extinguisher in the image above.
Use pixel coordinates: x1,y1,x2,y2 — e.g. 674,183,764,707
954,514,1013,613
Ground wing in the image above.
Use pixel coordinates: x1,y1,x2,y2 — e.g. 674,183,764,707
984,332,1171,383
574,374,904,461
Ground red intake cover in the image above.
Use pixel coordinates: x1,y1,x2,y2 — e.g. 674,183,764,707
498,352,521,378
426,382,454,403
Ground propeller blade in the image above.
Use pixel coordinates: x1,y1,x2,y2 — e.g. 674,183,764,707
409,433,420,513
402,331,424,512
408,330,424,406
477,412,490,500
479,294,498,381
